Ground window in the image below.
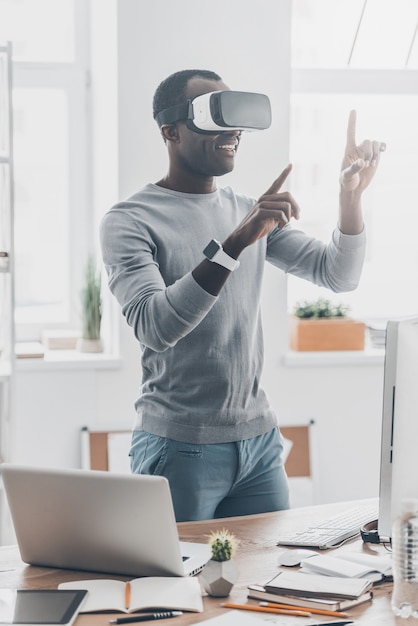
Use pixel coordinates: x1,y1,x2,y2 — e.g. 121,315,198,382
291,0,418,69
288,0,418,323
0,0,91,340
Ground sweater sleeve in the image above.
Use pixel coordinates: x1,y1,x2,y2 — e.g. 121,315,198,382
99,211,217,352
266,225,366,293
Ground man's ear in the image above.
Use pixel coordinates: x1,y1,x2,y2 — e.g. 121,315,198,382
160,124,179,143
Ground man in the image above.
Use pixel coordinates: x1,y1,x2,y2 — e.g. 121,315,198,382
100,69,385,521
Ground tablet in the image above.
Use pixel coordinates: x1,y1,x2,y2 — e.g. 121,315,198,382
0,590,88,626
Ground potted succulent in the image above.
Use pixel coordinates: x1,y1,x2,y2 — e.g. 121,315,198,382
199,529,239,597
77,256,103,353
290,298,365,351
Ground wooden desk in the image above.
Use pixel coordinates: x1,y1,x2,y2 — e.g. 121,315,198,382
0,499,401,625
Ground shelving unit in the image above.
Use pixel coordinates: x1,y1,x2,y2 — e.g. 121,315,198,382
0,41,15,544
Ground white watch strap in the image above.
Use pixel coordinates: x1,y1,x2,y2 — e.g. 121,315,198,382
212,247,240,271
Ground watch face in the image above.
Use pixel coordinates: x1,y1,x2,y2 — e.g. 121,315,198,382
203,239,221,259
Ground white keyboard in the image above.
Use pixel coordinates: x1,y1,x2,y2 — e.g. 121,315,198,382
277,501,379,549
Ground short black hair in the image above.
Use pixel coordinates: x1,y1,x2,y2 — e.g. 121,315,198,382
152,69,222,121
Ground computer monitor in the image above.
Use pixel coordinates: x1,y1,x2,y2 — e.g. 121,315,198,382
378,316,418,541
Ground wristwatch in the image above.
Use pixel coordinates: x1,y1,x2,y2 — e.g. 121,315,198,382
203,239,240,272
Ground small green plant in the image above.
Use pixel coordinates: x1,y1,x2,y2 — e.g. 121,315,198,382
293,298,349,319
207,529,239,562
81,256,102,340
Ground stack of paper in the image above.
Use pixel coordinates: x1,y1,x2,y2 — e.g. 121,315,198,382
247,551,391,613
299,552,392,583
247,583,372,612
264,570,373,600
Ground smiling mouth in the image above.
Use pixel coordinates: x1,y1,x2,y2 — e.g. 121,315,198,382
215,142,238,153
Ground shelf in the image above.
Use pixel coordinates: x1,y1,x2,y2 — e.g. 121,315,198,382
282,348,385,368
15,350,122,372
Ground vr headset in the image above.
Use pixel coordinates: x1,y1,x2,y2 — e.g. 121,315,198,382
155,90,272,134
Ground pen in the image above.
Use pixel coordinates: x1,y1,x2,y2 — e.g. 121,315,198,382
109,611,183,624
125,581,131,610
222,602,312,617
307,622,353,626
260,601,351,618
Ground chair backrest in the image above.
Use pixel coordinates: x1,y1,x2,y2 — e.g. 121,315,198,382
80,427,132,472
280,424,312,478
81,423,314,477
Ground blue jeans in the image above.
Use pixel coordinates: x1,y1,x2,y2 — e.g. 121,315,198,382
129,427,290,522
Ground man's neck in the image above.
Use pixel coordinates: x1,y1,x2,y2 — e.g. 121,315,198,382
155,172,216,194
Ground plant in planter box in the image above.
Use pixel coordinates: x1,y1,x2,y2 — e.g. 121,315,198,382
290,298,365,351
199,529,239,597
293,298,349,319
77,256,103,353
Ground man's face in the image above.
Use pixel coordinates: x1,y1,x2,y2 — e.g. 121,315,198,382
174,77,241,178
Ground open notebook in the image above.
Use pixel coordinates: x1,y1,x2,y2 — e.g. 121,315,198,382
1,464,210,577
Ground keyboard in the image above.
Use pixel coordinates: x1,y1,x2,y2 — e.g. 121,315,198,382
277,501,379,549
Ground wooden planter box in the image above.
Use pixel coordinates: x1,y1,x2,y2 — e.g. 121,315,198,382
290,317,366,352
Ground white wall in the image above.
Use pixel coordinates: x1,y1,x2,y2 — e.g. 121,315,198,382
12,0,384,507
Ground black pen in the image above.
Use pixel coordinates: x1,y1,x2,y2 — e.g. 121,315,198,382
309,622,353,626
109,611,183,624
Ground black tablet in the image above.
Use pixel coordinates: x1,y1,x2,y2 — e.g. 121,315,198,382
0,590,88,626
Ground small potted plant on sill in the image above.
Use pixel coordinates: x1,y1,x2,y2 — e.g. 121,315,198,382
290,297,365,352
77,256,103,353
199,529,239,597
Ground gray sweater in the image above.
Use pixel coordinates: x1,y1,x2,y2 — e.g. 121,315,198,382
100,183,366,444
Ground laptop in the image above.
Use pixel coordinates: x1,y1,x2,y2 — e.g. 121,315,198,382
1,464,210,577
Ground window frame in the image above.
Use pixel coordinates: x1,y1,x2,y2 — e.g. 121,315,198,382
10,0,91,342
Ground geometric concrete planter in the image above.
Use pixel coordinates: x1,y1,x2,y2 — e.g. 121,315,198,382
199,558,239,597
290,317,366,352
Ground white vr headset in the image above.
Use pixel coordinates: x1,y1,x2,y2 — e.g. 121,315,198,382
155,90,272,133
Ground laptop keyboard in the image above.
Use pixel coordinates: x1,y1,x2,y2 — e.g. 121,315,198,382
277,501,379,549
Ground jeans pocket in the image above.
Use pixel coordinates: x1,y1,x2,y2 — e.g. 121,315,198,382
130,431,167,475
174,442,203,458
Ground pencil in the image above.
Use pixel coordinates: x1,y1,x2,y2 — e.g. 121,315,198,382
223,602,311,617
259,601,350,618
125,581,131,610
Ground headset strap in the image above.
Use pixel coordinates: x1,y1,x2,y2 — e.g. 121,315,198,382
155,101,193,126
